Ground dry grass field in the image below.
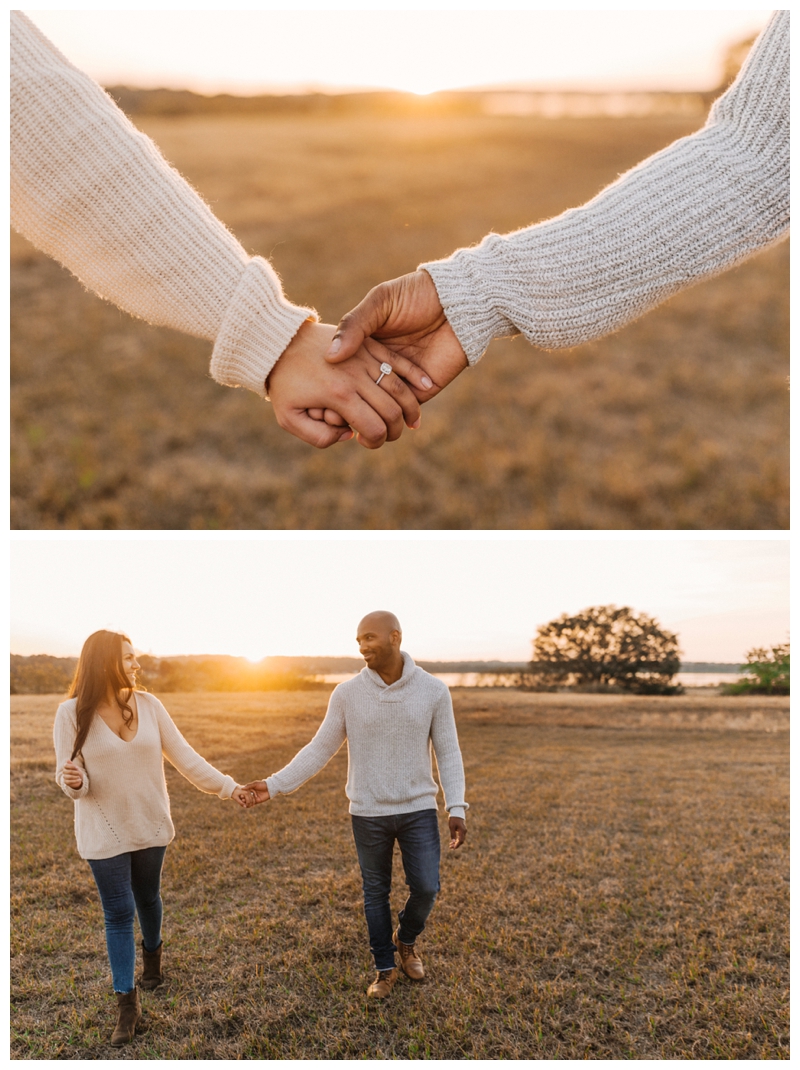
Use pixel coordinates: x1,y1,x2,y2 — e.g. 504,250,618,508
11,112,788,529
11,689,789,1059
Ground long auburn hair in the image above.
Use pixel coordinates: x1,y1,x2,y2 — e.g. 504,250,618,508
68,630,136,761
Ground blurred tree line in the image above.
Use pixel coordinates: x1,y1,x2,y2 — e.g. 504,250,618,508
10,654,320,695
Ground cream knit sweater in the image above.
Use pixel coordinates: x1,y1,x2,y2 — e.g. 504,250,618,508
421,10,790,365
266,653,468,819
11,11,313,396
53,691,237,860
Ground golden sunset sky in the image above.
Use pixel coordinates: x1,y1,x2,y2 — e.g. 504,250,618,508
11,539,788,663
25,9,772,97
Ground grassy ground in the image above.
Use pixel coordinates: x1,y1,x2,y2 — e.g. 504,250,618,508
11,112,788,529
11,689,789,1058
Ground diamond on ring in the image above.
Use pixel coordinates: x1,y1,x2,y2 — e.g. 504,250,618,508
375,362,392,386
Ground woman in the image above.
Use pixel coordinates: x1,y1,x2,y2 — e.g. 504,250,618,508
53,630,248,1047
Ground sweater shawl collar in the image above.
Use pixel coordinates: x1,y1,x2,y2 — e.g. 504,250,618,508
359,650,419,700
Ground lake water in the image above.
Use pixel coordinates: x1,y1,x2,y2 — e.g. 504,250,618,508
314,671,739,688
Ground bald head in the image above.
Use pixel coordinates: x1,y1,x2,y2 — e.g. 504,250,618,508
357,610,401,637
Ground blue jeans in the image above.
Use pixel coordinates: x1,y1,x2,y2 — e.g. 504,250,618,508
351,809,441,971
87,846,167,993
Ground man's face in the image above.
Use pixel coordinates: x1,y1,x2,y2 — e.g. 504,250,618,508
357,618,399,672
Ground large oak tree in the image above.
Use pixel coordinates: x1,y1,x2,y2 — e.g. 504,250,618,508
531,604,680,693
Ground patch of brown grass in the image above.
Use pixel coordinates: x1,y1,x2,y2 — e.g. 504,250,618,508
11,690,789,1058
11,114,788,528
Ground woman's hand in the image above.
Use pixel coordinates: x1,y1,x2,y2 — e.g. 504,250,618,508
268,321,426,449
62,759,84,789
230,786,249,808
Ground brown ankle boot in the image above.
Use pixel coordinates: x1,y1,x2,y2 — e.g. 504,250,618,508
139,941,163,990
393,930,425,980
367,967,400,999
110,988,141,1047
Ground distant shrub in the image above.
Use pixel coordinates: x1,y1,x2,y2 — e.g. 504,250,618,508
724,644,789,696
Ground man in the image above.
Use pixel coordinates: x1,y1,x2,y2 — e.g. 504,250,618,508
242,611,468,999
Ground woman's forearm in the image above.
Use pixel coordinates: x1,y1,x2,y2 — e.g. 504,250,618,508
11,11,313,395
154,701,236,798
422,10,789,364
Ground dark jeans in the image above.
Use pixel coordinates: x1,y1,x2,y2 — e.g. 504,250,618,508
87,846,167,993
351,809,441,971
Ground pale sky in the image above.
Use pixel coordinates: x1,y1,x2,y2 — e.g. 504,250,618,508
24,9,773,96
10,539,788,663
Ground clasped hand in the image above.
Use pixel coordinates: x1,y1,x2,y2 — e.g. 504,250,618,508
270,272,468,449
230,780,270,808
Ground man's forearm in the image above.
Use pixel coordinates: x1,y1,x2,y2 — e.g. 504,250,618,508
265,707,346,798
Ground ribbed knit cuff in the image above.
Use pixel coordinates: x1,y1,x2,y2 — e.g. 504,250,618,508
448,806,466,821
420,253,517,366
217,775,237,800
265,775,280,799
210,257,317,396
60,778,90,800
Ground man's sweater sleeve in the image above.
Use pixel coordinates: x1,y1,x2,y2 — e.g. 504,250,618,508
266,694,347,798
421,10,789,365
10,11,314,396
154,698,236,799
429,687,468,820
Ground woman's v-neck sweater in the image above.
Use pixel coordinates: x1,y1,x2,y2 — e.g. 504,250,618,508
266,653,468,819
53,691,236,859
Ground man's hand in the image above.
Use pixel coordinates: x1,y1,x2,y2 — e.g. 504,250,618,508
325,271,469,404
230,786,249,808
268,320,427,449
62,759,84,789
449,816,467,850
241,780,271,807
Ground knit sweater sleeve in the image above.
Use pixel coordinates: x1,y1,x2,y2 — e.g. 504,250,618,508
10,11,314,396
421,10,789,365
53,702,90,800
429,686,468,820
266,692,347,798
151,697,236,799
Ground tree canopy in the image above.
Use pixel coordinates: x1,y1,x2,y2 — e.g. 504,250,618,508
531,604,680,693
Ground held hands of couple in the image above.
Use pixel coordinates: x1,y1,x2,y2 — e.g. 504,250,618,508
268,321,431,450
238,780,270,808
325,270,469,406
270,274,468,450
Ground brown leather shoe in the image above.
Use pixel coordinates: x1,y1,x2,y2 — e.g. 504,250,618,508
139,941,163,990
110,988,141,1047
367,967,400,999
393,930,425,980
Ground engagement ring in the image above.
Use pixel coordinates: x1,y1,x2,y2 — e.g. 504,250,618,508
375,362,392,386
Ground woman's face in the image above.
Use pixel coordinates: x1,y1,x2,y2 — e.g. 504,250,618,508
120,641,140,687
